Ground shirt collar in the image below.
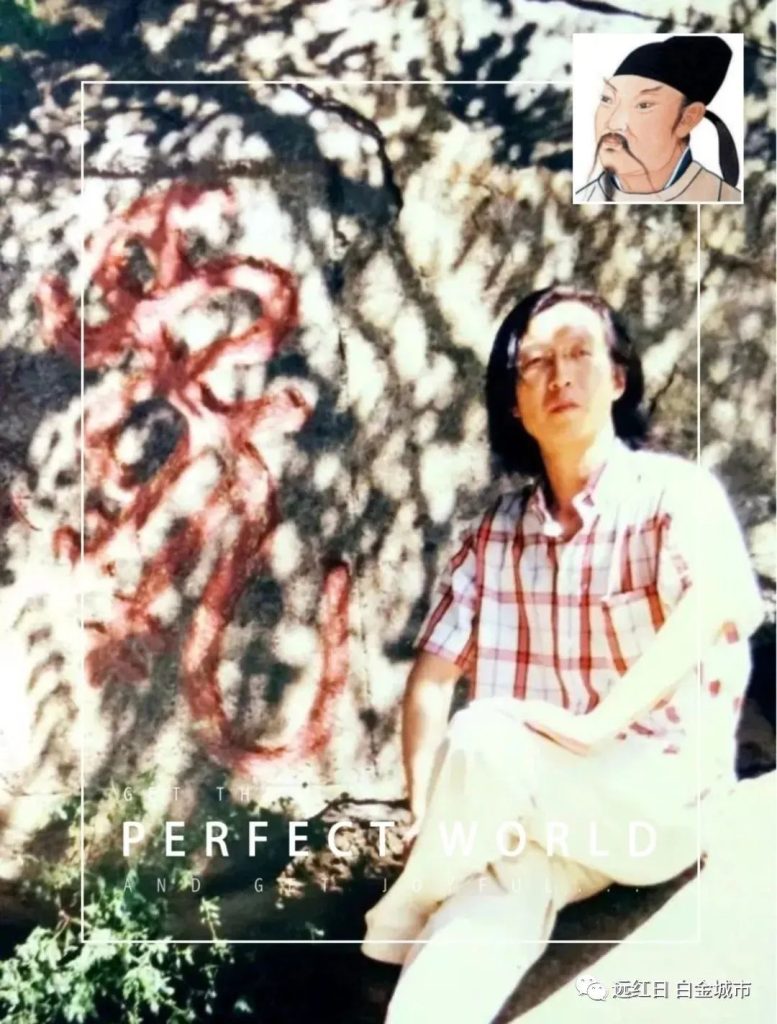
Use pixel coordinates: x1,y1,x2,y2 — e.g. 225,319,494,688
665,147,693,187
525,437,629,536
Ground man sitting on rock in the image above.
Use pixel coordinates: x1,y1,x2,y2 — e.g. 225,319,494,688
361,285,762,1022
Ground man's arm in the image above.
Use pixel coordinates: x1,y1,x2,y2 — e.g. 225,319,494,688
402,651,461,824
525,578,761,752
521,586,723,751
585,583,732,740
586,468,762,743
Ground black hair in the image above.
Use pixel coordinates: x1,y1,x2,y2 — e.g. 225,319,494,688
485,285,649,477
704,108,739,186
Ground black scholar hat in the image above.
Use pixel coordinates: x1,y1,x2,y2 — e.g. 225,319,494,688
613,35,732,105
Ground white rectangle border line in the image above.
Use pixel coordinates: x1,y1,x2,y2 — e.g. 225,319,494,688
78,78,704,946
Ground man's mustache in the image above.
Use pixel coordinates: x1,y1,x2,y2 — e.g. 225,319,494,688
593,131,652,176
595,132,631,156
588,130,656,197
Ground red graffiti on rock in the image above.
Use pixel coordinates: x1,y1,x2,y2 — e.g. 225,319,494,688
37,183,349,773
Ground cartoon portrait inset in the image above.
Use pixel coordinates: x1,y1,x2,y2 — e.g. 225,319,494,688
574,34,743,204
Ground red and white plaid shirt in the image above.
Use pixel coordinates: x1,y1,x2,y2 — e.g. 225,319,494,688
417,439,763,761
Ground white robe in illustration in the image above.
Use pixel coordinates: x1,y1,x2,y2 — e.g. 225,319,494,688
576,160,741,203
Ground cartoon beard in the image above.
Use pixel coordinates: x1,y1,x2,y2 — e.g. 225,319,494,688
596,132,630,169
591,132,657,195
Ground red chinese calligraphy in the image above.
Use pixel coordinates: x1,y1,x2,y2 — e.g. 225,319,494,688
36,183,349,774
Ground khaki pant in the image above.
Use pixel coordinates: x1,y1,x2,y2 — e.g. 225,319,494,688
362,698,711,1022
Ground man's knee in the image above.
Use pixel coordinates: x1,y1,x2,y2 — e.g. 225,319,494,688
446,704,492,752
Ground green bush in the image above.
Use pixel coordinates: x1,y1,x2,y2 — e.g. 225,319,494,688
0,0,48,48
0,782,237,1024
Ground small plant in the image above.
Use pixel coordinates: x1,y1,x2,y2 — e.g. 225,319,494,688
0,782,235,1024
0,0,50,47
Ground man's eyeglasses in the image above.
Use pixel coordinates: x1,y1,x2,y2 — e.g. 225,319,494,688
515,345,595,384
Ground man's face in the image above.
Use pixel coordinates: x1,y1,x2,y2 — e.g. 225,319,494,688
514,300,625,455
594,74,687,177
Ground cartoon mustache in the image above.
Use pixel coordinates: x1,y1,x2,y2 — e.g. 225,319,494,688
598,132,628,149
589,131,656,197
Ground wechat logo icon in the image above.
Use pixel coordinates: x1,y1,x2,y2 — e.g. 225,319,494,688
575,975,609,1001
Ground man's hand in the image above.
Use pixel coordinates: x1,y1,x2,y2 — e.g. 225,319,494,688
520,700,603,756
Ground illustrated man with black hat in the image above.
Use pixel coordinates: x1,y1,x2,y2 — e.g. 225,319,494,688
576,35,741,202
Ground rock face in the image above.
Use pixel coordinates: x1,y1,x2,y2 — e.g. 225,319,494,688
504,772,777,1022
0,1,774,884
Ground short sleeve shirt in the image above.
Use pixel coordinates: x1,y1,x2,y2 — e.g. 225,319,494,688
417,440,763,766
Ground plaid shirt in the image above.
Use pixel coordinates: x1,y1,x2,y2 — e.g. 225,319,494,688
418,440,763,757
